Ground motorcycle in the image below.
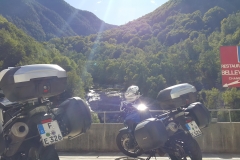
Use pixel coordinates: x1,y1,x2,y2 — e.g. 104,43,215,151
116,84,211,160
116,85,153,157
0,64,92,160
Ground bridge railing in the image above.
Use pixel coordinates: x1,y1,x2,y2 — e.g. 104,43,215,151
93,109,240,123
208,108,240,123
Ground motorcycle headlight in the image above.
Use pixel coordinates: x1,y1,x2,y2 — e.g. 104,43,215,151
137,104,147,111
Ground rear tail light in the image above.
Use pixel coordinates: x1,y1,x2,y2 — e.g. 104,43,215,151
185,119,192,123
41,118,52,124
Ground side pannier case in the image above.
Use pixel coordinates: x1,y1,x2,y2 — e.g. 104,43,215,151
54,97,92,140
186,102,211,129
134,118,169,151
0,64,67,102
156,83,197,110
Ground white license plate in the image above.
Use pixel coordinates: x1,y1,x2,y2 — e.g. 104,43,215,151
37,120,63,146
185,121,202,138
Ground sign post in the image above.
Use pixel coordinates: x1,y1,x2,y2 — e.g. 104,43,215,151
220,46,240,87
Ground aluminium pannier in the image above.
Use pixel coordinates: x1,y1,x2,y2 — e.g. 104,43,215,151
186,102,211,129
134,118,169,151
54,97,92,139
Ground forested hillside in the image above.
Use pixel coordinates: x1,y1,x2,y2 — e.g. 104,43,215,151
0,15,93,101
0,0,116,41
1,0,240,121
50,0,240,92
48,0,240,121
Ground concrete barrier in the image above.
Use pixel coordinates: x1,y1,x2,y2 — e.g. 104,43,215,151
55,123,240,153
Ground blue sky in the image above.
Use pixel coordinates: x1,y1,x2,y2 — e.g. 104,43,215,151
64,0,168,25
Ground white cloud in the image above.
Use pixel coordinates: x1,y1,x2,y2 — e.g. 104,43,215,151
151,0,155,3
97,1,102,4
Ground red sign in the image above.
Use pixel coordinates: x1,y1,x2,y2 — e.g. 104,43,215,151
220,46,240,87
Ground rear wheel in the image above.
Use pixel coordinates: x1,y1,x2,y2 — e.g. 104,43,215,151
3,114,59,160
26,114,59,160
116,129,143,157
27,144,59,160
168,136,202,160
5,143,59,160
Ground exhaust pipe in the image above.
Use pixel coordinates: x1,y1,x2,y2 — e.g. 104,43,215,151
5,122,29,157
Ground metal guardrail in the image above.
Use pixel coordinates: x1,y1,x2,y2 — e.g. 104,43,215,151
93,109,240,123
208,109,240,123
94,110,165,123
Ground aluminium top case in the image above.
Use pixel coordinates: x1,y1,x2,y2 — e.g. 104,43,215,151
156,83,197,110
0,64,67,102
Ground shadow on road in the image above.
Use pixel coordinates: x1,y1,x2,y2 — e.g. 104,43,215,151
115,157,145,160
58,152,240,160
203,153,240,159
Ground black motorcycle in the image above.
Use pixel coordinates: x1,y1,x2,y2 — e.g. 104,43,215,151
116,85,154,157
116,100,152,157
116,84,211,160
0,64,92,160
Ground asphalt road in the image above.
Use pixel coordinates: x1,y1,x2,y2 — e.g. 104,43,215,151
58,152,240,160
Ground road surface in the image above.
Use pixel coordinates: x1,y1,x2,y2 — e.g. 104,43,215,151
59,152,240,160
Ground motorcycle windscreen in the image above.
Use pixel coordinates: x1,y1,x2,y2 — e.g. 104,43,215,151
134,118,169,151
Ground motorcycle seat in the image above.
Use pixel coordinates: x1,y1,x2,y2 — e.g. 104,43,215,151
0,97,17,109
0,102,5,109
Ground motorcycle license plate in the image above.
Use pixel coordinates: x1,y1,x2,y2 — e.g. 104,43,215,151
37,120,63,146
185,121,202,138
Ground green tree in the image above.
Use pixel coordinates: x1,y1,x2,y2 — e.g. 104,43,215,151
203,7,227,32
220,88,240,122
91,113,100,123
146,75,167,98
199,88,222,109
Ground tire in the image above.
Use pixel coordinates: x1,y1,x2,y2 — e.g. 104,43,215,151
39,145,59,160
116,130,143,158
2,114,59,160
6,143,59,160
168,136,202,160
25,114,59,160
27,144,59,160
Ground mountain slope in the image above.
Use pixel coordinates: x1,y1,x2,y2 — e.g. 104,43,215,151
0,0,116,41
0,15,91,99
0,15,50,69
48,0,240,93
95,0,240,46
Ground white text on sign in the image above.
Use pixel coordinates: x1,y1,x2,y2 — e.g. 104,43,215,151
221,64,240,68
222,70,240,75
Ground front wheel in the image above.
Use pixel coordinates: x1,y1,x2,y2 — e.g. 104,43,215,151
116,129,143,157
168,136,202,160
